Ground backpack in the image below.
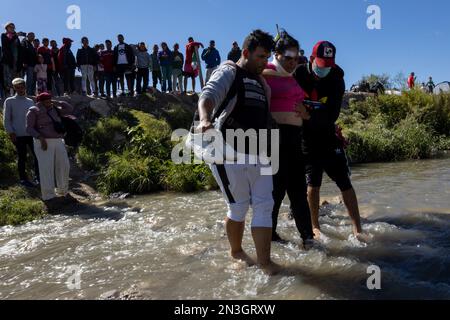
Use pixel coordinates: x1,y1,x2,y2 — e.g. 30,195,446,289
49,108,83,147
190,62,246,134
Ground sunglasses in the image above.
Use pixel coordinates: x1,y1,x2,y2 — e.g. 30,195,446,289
283,55,298,61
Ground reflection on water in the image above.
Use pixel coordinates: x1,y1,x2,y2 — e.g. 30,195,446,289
1,157,449,300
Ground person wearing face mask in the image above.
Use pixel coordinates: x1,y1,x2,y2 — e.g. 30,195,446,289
262,29,314,247
294,41,366,241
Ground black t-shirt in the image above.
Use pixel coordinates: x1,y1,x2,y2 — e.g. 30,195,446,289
294,63,345,154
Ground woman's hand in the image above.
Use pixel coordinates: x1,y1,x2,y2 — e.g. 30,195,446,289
39,137,48,151
295,102,311,120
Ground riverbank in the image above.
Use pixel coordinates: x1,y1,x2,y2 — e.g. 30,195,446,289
1,90,449,226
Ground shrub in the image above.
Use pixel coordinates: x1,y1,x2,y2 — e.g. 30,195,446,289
0,186,46,226
97,151,163,195
162,162,218,193
161,103,194,130
345,116,436,163
127,110,173,160
82,117,129,155
76,146,102,171
0,115,17,180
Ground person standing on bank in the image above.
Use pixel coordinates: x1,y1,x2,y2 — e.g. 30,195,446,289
201,40,221,83
26,92,75,205
262,30,314,246
294,41,365,240
2,78,40,187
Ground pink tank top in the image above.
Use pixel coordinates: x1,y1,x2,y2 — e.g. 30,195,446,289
264,63,305,113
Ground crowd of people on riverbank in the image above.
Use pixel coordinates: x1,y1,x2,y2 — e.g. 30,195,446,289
2,20,365,275
0,21,250,99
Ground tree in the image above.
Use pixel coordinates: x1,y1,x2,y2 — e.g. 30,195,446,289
361,74,390,88
391,72,408,91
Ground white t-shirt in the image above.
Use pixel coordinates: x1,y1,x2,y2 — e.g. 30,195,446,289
117,44,128,65
34,64,47,80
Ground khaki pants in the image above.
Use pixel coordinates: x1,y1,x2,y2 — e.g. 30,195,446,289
206,67,218,83
34,138,70,201
80,65,96,94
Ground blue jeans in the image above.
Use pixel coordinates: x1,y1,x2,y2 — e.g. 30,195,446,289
160,65,173,92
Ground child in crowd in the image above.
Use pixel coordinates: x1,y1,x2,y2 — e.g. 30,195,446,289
34,55,48,94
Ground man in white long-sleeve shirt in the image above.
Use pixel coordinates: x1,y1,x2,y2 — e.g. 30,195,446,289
2,78,39,187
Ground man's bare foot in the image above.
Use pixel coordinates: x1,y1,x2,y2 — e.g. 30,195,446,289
353,225,371,242
259,261,282,276
355,232,372,243
313,228,321,240
231,250,256,266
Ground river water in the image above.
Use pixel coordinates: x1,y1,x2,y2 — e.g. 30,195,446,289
1,157,449,300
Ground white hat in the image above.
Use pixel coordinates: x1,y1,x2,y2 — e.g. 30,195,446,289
4,21,14,29
12,78,25,86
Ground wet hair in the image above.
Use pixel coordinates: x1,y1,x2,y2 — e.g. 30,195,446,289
273,29,299,54
242,29,274,53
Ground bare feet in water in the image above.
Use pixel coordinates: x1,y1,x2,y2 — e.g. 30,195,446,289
353,225,372,242
259,261,282,276
231,250,256,267
313,228,321,240
355,232,372,243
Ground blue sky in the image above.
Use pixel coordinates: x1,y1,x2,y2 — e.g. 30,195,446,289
1,0,449,88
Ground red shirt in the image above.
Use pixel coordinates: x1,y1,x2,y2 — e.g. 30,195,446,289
100,50,114,73
408,75,415,88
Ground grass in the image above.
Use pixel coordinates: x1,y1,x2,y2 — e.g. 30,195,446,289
0,186,47,226
340,91,450,163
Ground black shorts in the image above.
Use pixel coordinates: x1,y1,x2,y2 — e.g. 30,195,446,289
304,147,353,192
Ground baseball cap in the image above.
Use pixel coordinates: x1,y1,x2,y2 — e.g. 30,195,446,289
312,41,336,68
62,38,74,44
36,92,52,102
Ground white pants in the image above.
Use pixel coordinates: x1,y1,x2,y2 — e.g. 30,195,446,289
34,138,70,201
80,65,96,94
210,163,274,228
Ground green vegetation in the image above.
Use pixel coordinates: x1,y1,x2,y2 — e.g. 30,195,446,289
0,186,46,226
340,90,450,163
0,116,18,179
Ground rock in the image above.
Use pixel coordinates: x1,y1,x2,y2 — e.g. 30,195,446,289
89,99,111,117
110,192,131,200
100,290,120,300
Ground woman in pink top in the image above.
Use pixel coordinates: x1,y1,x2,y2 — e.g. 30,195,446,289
262,29,314,247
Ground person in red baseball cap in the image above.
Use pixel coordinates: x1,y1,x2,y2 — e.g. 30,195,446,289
26,94,77,207
294,41,368,242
